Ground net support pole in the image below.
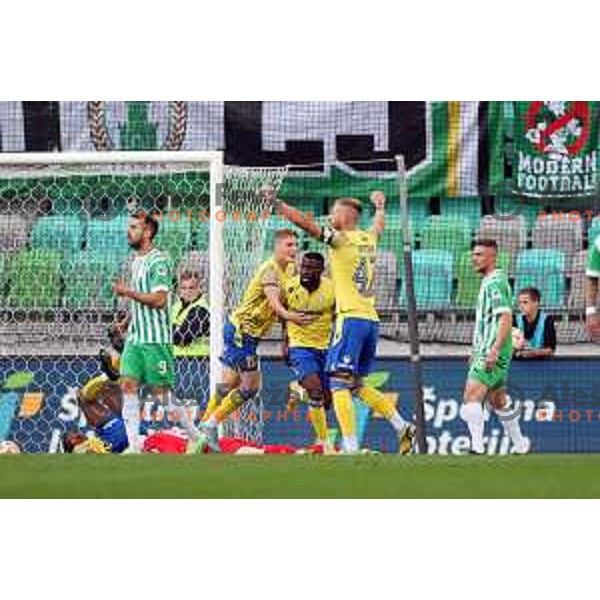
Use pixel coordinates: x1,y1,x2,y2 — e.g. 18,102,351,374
209,154,225,399
396,155,427,454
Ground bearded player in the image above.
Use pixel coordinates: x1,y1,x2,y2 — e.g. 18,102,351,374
263,188,415,454
198,229,313,452
461,239,528,454
113,212,198,452
284,251,335,452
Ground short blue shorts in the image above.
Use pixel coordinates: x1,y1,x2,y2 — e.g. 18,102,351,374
221,319,260,371
288,347,329,389
95,415,129,453
326,316,379,378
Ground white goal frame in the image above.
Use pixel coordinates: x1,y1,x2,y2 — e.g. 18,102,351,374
0,150,224,400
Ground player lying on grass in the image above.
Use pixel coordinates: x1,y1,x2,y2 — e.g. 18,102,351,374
168,430,325,454
262,187,415,454
461,239,528,454
283,251,335,452
64,355,128,454
198,229,313,452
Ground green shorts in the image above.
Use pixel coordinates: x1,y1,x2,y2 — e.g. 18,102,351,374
120,342,175,389
467,357,510,390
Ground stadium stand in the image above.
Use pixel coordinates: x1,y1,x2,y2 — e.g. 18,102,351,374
6,249,63,309
31,215,84,258
531,218,583,265
439,197,483,233
401,249,454,310
420,216,472,266
514,249,566,309
0,213,29,252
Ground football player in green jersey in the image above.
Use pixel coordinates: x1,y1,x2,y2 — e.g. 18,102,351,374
461,239,528,455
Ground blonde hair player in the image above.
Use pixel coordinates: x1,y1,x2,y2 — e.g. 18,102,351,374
197,228,313,452
262,186,416,454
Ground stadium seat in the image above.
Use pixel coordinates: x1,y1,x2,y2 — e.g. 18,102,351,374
194,220,210,251
514,249,566,309
154,217,192,264
477,214,526,269
31,215,84,258
456,250,511,308
374,251,399,314
0,213,29,253
400,250,453,309
385,197,430,235
494,198,543,232
440,197,482,233
567,250,587,309
86,215,130,258
420,216,472,266
587,217,600,247
6,249,63,309
531,218,582,264
62,251,122,310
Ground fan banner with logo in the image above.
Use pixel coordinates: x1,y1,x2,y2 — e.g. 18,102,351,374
513,101,598,198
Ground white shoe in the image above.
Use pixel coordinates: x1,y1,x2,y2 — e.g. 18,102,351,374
511,439,530,455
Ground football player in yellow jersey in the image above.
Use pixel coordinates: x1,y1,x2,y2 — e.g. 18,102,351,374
197,229,313,452
262,186,416,454
284,252,335,452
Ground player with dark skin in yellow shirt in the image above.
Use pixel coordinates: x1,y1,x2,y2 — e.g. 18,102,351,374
283,252,335,452
197,229,313,452
262,187,416,454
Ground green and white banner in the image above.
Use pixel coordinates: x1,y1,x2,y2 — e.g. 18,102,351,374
0,101,504,199
514,101,598,197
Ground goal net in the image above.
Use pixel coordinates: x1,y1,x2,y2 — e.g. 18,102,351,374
0,151,221,452
213,166,288,444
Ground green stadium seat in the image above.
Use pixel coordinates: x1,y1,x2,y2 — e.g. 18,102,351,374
62,251,122,310
6,249,62,309
514,249,566,308
588,218,600,247
420,216,472,266
401,250,453,309
86,215,130,258
440,197,482,233
384,197,430,235
154,218,192,264
31,215,83,258
456,250,511,308
194,220,210,251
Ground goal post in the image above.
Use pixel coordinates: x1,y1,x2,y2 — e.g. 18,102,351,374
0,150,223,452
213,165,289,443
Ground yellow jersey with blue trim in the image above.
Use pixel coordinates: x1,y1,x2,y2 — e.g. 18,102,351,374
326,228,378,322
286,276,335,350
230,257,297,339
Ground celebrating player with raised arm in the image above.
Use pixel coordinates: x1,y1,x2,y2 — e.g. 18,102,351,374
284,252,335,452
263,187,415,454
461,239,528,454
197,229,313,452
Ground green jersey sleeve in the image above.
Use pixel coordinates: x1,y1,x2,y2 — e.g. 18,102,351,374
490,277,512,315
148,256,172,292
587,238,600,277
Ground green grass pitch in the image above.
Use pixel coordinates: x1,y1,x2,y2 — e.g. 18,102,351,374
1,454,600,498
